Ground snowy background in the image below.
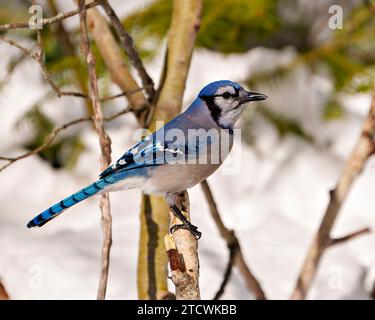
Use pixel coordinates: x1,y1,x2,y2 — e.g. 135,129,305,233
0,0,374,299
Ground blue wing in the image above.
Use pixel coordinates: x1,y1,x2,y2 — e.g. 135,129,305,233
99,135,190,179
99,120,221,179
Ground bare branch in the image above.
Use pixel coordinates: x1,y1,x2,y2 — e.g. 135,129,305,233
0,106,132,173
79,0,113,300
0,34,86,98
0,117,87,172
166,191,200,300
0,1,101,31
100,87,149,103
200,180,267,300
327,227,371,247
84,1,148,119
213,243,235,300
291,83,375,300
98,0,155,101
0,280,9,300
0,34,150,103
0,36,35,57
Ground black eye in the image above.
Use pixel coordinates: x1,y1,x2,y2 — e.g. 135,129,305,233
222,92,231,99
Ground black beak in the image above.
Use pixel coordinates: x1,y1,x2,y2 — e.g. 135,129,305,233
240,91,267,103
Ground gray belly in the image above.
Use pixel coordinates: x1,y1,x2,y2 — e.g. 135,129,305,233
141,163,221,194
140,127,233,194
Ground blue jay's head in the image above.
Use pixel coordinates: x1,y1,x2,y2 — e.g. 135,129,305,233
198,80,267,129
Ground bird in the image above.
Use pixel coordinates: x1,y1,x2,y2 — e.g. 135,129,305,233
27,80,267,238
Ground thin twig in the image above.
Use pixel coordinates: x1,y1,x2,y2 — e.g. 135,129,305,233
0,34,85,98
0,35,37,57
0,106,132,173
0,34,149,101
213,243,236,300
200,180,267,300
0,1,101,31
78,0,113,300
98,0,155,101
100,87,150,102
0,51,29,91
290,83,375,300
0,117,87,172
327,227,371,247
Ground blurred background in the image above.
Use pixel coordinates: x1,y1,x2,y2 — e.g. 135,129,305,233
1,0,375,299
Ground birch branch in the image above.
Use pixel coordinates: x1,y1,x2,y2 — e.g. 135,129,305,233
137,0,202,300
291,83,375,300
200,180,266,300
165,191,200,300
78,0,112,300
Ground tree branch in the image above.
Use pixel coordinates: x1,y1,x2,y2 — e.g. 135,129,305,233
0,280,9,300
0,34,148,102
200,180,267,300
84,0,149,119
327,227,371,247
78,0,112,300
98,0,155,102
0,34,86,98
213,243,236,300
291,83,375,300
165,191,200,300
0,106,132,173
137,0,202,300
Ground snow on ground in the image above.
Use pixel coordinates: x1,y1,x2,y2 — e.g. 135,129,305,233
0,4,374,299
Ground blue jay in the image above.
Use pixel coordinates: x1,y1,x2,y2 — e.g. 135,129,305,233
27,80,267,238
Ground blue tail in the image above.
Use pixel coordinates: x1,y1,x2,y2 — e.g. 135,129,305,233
27,178,111,228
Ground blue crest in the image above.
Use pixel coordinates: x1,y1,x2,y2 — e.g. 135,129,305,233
198,80,242,97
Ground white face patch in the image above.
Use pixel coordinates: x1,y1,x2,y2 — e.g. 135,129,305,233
211,85,247,128
213,96,240,112
213,85,240,114
217,104,245,128
118,159,126,165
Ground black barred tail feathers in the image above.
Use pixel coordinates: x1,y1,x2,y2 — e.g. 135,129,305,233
27,179,111,228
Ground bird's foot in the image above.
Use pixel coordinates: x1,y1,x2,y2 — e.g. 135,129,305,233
170,222,202,239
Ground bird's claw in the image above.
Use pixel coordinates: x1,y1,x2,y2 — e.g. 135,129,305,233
170,223,202,239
